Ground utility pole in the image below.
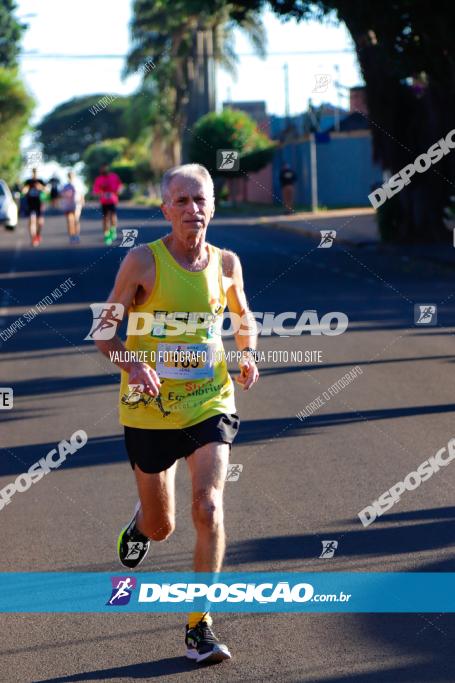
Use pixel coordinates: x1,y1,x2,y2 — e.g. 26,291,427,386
182,27,216,162
310,133,318,212
334,64,340,132
283,63,290,123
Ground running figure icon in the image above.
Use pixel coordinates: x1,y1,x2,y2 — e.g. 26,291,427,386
87,304,124,340
109,577,135,605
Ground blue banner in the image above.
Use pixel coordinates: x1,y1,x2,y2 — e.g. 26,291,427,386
0,572,453,613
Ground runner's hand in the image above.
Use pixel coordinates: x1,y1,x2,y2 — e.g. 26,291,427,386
235,359,259,390
128,362,161,397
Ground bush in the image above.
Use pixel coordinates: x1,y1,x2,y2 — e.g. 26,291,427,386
189,108,275,177
82,138,129,183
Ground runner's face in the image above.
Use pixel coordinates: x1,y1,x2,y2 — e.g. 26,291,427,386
162,176,214,246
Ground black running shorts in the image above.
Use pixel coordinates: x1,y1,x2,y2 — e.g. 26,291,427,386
26,198,42,217
124,412,240,474
101,203,117,216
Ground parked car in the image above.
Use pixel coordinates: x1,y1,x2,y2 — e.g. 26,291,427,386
0,180,18,230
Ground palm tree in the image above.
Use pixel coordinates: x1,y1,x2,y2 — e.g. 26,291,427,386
124,0,266,166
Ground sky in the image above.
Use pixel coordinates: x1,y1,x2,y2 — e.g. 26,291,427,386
16,0,361,121
15,0,362,178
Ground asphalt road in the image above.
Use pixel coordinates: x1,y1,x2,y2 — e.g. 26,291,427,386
2,205,455,682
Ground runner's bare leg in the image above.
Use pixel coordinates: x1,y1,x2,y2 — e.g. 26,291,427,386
187,442,229,572
133,461,177,541
28,213,36,240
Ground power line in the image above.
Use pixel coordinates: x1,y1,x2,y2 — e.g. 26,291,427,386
21,48,354,60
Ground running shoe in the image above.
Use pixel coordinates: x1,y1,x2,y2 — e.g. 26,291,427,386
185,617,231,664
104,233,113,246
117,502,150,569
109,227,117,242
31,236,40,247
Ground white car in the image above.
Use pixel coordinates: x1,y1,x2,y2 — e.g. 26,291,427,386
0,179,18,230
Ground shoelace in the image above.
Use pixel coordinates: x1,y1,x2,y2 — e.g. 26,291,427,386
196,623,217,644
193,616,217,644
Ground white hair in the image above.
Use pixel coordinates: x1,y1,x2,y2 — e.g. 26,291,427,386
161,163,214,203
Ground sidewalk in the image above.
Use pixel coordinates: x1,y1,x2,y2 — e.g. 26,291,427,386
261,207,455,269
260,207,379,245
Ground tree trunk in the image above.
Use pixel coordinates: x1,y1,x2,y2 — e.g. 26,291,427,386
340,18,454,244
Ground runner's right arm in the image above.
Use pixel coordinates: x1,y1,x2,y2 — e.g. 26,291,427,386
94,246,161,397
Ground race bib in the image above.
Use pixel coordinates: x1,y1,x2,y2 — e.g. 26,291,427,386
156,343,215,379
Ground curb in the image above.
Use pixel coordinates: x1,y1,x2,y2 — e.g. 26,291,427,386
267,220,379,248
267,220,455,269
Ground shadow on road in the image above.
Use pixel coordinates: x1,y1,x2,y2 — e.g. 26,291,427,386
0,435,126,477
4,401,455,474
224,507,455,566
304,555,455,682
259,353,455,377
36,656,196,681
8,373,119,398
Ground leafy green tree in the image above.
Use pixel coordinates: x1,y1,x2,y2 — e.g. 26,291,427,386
125,1,266,164
111,161,136,185
0,2,33,183
228,0,455,243
82,137,154,189
190,108,275,204
36,95,131,166
0,0,26,68
189,107,275,176
82,138,130,184
0,67,34,183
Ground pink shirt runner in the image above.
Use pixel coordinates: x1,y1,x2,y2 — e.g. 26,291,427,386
93,172,122,205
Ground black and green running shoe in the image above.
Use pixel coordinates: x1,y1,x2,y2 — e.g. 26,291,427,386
185,617,231,664
117,502,150,569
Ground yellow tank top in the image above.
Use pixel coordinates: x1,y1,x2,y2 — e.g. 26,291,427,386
119,237,236,429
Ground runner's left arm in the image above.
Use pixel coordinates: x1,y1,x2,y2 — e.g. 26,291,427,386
223,250,259,390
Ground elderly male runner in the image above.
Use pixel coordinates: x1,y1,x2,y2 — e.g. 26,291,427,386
95,163,259,664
